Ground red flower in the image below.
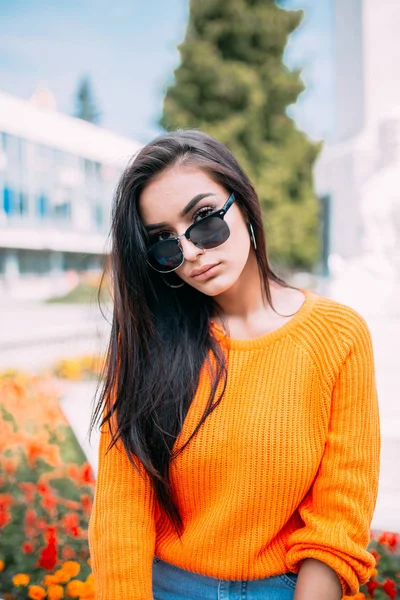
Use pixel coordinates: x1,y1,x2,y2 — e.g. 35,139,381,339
382,578,397,599
367,580,380,597
37,529,58,570
62,545,76,560
378,531,398,551
81,463,95,484
19,482,36,503
22,541,34,554
37,481,50,495
0,510,11,528
81,494,92,513
41,493,57,512
370,549,380,563
0,493,13,510
25,509,37,527
62,513,80,537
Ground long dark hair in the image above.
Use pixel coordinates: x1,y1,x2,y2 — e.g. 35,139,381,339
92,130,289,537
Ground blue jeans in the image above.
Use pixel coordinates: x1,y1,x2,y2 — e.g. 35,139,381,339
152,558,298,599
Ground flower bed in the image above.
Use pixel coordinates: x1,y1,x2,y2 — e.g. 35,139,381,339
344,532,400,599
0,370,399,598
52,356,103,382
0,371,95,599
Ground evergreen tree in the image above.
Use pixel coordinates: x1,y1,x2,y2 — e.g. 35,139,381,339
74,75,101,124
160,0,321,269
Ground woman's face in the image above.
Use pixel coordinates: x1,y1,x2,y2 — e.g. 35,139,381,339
139,165,252,297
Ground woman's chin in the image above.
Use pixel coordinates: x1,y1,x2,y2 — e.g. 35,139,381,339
188,275,236,297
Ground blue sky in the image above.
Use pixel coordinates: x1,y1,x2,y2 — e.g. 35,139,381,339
0,0,334,143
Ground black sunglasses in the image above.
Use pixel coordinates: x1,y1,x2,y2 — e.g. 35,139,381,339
146,193,236,273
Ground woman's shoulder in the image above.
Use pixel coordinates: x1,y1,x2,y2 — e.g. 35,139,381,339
289,289,374,376
306,289,372,344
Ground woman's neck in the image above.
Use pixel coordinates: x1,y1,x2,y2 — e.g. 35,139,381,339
213,251,267,321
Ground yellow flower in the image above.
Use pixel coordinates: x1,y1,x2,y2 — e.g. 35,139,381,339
0,559,4,571
28,585,46,600
47,584,64,599
12,573,30,586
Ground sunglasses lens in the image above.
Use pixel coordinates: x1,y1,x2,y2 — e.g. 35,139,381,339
190,216,230,249
148,239,183,272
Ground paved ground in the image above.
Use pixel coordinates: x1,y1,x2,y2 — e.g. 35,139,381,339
1,294,399,532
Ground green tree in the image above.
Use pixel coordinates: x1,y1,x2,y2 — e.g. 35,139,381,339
74,75,101,124
160,0,321,270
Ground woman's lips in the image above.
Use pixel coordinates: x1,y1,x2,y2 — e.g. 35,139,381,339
190,263,221,280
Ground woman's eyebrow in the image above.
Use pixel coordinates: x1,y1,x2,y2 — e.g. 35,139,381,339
144,192,217,231
179,192,217,217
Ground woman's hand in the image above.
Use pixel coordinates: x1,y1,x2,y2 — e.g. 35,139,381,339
293,558,343,600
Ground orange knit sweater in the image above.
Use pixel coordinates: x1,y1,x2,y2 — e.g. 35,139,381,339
88,290,380,599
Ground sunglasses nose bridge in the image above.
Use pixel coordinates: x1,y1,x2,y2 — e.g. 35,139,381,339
179,232,203,260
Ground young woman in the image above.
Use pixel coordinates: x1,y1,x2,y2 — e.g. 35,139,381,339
88,130,380,600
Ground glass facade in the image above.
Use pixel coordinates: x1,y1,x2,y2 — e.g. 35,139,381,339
0,131,117,232
0,130,121,280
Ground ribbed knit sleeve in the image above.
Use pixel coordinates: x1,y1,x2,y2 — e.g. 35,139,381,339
285,312,381,597
88,424,157,600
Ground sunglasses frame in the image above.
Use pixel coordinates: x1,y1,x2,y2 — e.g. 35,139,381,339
147,192,236,273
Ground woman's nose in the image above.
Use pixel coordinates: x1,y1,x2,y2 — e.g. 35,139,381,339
179,236,204,262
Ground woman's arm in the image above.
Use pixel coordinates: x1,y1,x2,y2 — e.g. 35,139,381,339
294,559,342,600
88,422,157,600
285,311,381,597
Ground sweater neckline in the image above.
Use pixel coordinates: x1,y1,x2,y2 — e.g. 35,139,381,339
210,288,318,350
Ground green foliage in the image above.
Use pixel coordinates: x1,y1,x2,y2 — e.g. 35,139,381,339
160,0,321,269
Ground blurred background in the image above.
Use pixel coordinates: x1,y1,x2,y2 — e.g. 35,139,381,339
0,0,399,594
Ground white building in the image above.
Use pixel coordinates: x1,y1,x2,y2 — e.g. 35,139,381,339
315,0,400,264
0,89,141,299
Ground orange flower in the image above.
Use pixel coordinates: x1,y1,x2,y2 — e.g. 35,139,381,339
62,561,81,578
28,585,46,600
67,464,80,481
13,573,30,586
79,576,95,600
370,567,378,578
66,579,85,597
2,457,17,475
43,574,58,586
0,559,4,571
53,568,72,584
47,584,64,600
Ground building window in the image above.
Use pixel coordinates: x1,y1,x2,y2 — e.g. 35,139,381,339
3,186,13,215
36,193,49,218
94,204,103,228
18,191,29,215
54,202,71,220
